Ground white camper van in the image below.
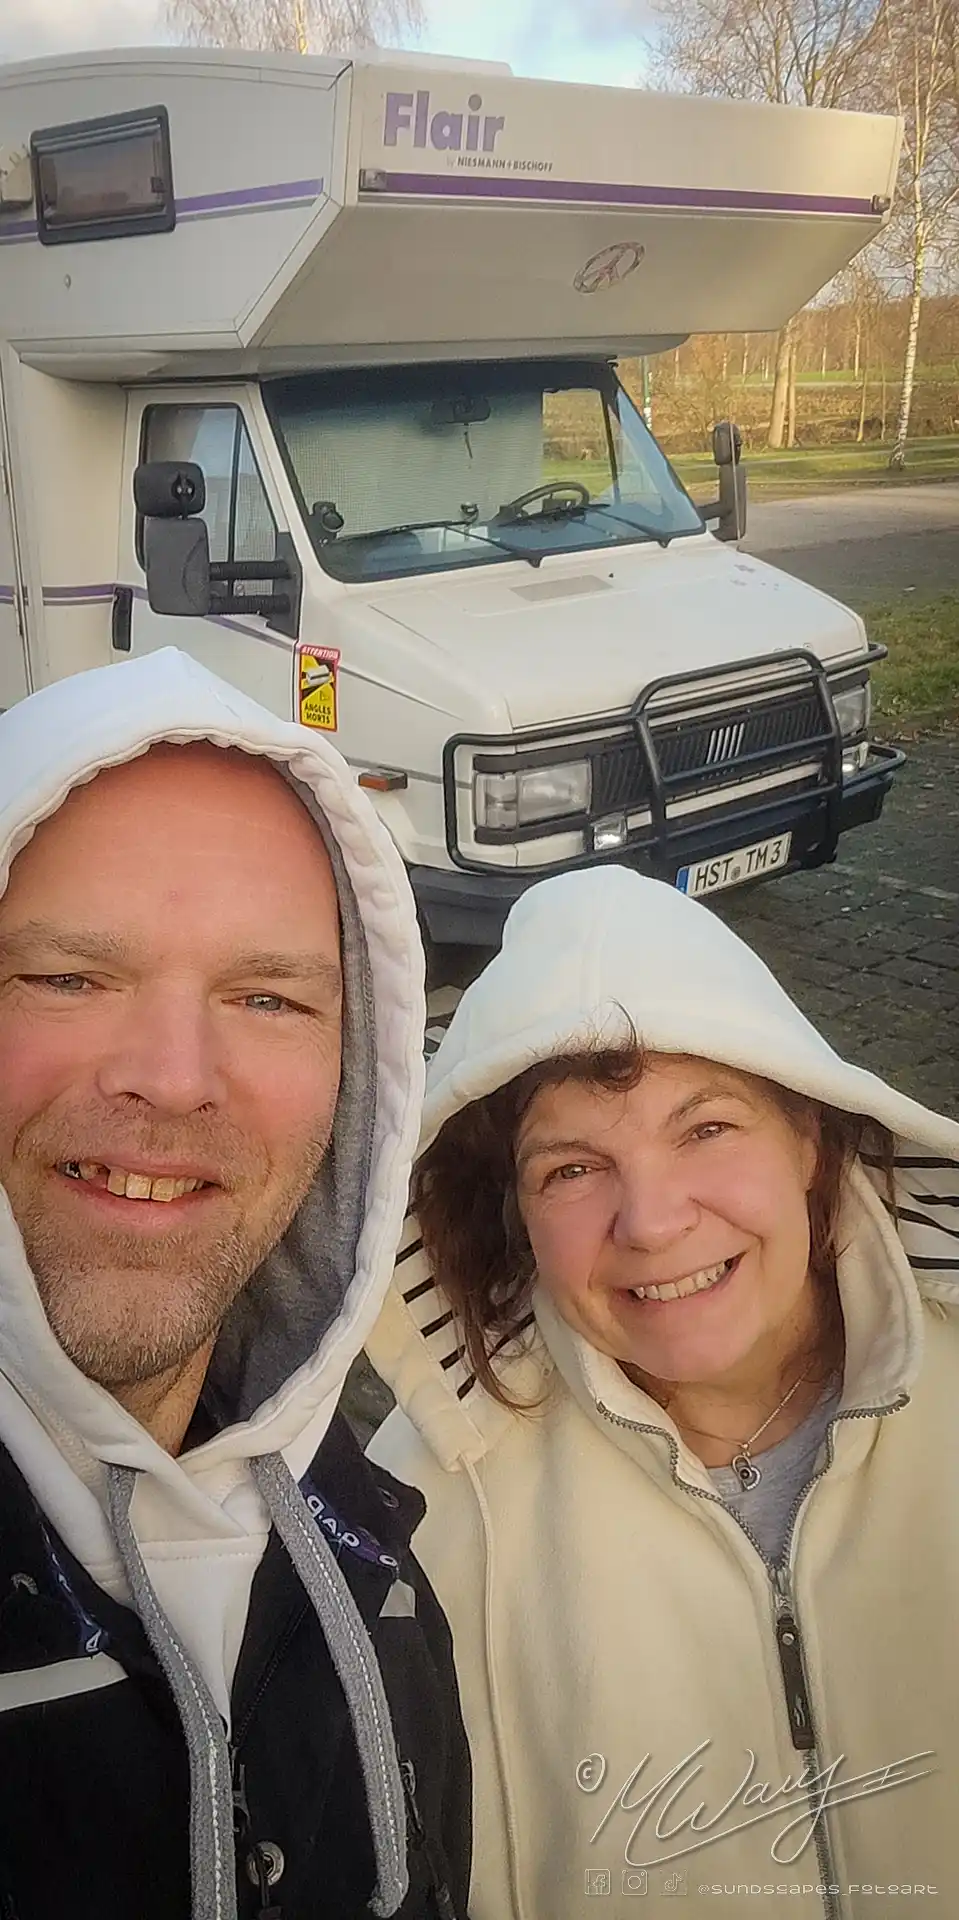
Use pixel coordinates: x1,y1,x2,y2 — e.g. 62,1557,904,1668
0,48,903,943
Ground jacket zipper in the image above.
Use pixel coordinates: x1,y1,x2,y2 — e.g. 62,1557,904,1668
596,1396,907,1920
401,1758,460,1919
231,1748,283,1919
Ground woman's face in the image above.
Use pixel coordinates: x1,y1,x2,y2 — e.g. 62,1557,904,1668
515,1056,819,1388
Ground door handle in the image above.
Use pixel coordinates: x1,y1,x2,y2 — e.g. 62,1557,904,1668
111,585,133,652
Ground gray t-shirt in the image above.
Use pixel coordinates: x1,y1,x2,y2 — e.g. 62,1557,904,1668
706,1387,842,1567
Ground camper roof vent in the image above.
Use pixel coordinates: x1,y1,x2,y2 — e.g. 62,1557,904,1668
0,145,33,210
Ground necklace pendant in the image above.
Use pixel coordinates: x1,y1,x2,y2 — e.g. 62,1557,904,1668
732,1451,762,1492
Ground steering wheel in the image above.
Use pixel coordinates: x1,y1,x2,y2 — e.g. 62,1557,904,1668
495,480,591,521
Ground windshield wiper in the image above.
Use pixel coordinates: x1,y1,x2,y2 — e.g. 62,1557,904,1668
580,501,685,547
341,515,540,565
494,497,682,549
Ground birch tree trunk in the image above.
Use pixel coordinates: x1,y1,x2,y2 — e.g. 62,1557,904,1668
890,209,926,469
767,321,794,448
786,341,798,447
856,368,869,442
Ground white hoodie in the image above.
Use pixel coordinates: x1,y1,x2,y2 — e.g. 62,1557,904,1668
0,648,426,1915
368,864,959,1920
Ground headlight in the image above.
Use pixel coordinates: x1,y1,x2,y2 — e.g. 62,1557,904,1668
473,759,592,832
832,682,871,739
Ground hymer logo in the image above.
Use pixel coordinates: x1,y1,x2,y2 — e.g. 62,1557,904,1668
383,90,507,154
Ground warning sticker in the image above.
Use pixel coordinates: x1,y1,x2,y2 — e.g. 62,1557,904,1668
296,646,339,732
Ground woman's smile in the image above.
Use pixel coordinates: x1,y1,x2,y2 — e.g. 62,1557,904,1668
616,1252,743,1307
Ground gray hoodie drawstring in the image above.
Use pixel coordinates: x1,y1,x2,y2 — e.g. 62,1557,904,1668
107,1464,238,1920
106,1457,408,1920
251,1453,408,1919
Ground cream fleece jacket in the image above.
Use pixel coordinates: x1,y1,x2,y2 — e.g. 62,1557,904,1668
368,864,959,1920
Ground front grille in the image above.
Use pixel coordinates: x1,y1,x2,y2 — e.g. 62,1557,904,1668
591,685,827,816
656,688,824,789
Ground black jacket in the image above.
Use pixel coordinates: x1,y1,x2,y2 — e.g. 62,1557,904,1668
0,1414,471,1920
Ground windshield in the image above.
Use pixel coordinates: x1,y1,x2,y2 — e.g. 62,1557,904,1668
265,360,704,583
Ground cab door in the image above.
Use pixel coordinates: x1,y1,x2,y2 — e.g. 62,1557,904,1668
118,388,301,718
0,364,31,712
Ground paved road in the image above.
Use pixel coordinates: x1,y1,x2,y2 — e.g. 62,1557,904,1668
745,483,959,602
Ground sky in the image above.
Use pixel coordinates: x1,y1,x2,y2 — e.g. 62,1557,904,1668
0,0,651,83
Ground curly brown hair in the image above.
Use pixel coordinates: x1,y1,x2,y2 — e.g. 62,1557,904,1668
412,1044,897,1408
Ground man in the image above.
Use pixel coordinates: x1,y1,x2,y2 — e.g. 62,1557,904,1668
0,648,470,1920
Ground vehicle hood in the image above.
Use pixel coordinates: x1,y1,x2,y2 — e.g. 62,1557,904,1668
368,534,865,730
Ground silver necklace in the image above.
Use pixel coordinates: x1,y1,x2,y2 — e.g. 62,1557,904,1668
683,1370,813,1492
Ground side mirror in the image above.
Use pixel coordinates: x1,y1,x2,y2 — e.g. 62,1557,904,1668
702,422,747,542
712,421,742,468
134,460,212,616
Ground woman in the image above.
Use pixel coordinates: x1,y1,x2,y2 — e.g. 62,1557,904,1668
367,866,959,1920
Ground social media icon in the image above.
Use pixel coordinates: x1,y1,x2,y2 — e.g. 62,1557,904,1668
585,1868,611,1896
663,1871,688,1896
623,1868,648,1895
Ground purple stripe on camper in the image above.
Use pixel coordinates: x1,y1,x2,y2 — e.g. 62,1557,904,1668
176,177,324,214
372,172,877,217
131,582,291,653
43,584,117,603
0,178,323,246
0,218,37,246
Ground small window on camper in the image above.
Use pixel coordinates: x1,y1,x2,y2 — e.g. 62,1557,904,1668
139,405,278,599
32,106,175,245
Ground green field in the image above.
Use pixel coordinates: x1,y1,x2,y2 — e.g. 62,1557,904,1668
546,437,959,504
732,365,956,388
853,594,959,733
672,436,959,501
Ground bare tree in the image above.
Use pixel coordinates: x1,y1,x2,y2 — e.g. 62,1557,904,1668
651,0,886,446
164,0,423,55
870,0,959,468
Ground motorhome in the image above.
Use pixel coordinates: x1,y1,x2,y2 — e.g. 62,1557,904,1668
0,48,903,942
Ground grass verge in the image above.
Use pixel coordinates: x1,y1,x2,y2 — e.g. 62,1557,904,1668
672,436,959,501
546,437,959,504
854,594,959,735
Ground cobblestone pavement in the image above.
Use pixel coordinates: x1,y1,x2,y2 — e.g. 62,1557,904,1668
717,736,959,1118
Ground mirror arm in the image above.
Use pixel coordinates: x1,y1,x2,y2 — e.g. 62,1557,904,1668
212,591,291,617
209,558,292,583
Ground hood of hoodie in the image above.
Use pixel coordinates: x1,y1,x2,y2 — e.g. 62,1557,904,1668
0,649,425,1696
367,863,959,1471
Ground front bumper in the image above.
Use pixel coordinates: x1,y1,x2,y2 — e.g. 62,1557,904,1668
411,745,904,946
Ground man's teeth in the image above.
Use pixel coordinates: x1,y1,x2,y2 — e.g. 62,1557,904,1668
629,1258,735,1303
61,1162,204,1202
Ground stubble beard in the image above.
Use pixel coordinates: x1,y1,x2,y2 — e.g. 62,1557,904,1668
14,1148,327,1392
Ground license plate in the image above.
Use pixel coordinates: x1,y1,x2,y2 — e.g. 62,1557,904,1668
676,832,792,900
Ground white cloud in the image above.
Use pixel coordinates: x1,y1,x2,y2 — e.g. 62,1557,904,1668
420,0,649,84
0,0,166,62
0,0,649,84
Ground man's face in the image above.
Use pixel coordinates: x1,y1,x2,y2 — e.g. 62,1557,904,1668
0,744,343,1391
